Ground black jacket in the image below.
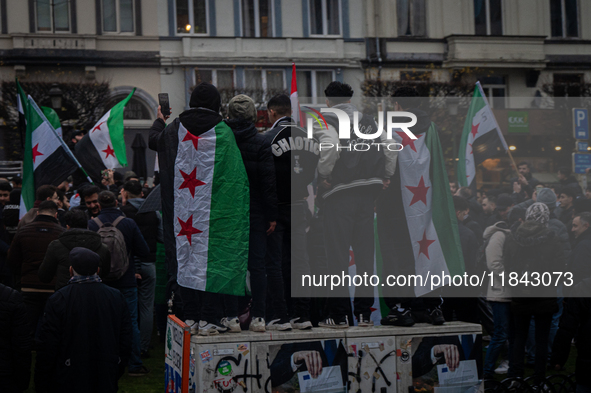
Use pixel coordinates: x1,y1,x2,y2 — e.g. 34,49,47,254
551,279,591,387
504,220,564,314
568,229,591,287
560,176,583,196
226,118,278,222
120,201,161,262
35,281,132,393
39,229,111,290
0,284,32,393
87,208,150,289
7,215,65,291
264,117,319,203
149,109,225,274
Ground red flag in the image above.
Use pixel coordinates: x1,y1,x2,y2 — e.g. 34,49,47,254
290,63,306,126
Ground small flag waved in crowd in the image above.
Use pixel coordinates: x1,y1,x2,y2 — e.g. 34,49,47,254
290,63,306,126
75,89,135,183
457,81,509,189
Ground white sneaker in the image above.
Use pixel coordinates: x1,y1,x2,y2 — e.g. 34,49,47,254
357,315,374,327
221,317,241,333
185,319,199,335
198,320,228,336
249,317,266,332
266,318,292,331
494,359,509,374
290,317,313,330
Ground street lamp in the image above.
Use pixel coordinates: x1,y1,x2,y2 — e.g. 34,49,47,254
49,83,63,111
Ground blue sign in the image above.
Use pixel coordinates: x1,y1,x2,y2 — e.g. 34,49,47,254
578,142,589,152
573,153,591,174
573,108,589,139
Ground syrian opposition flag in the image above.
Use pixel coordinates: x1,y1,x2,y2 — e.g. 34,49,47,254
290,63,306,126
392,123,465,296
20,97,83,218
457,82,508,188
174,121,249,296
75,89,134,183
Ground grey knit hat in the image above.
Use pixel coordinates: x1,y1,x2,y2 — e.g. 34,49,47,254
526,202,550,226
536,188,557,210
228,94,257,123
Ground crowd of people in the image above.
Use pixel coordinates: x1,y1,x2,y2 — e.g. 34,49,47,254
0,80,590,392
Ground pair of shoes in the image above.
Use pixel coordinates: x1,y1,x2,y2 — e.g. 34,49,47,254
319,316,349,329
185,319,199,335
128,365,150,377
381,309,415,327
290,317,313,330
267,317,292,331
494,360,509,374
140,350,150,359
198,320,228,336
249,317,266,332
221,317,241,333
413,307,445,325
356,315,374,327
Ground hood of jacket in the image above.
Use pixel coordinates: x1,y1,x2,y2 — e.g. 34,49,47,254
483,221,510,241
225,118,257,144
59,228,103,251
128,198,144,210
511,220,555,247
179,108,223,137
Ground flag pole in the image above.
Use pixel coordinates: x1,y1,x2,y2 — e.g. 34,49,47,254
475,82,520,180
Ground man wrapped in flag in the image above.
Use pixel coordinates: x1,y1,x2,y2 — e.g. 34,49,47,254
376,86,464,327
149,83,249,335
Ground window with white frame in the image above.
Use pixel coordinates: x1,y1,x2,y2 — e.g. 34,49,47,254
195,68,235,90
177,0,208,35
397,0,426,37
242,0,273,37
36,0,70,33
296,70,336,104
309,0,341,36
550,0,578,38
473,0,502,36
102,0,134,33
480,76,506,109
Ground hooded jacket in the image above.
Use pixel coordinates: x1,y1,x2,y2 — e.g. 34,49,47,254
483,222,512,302
569,228,591,287
7,215,65,291
225,118,277,222
149,108,235,274
504,220,564,313
312,103,396,199
38,229,111,290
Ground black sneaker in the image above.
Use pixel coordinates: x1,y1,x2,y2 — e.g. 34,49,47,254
414,307,445,325
128,365,150,377
381,309,415,327
318,316,349,329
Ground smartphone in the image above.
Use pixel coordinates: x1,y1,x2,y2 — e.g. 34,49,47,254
158,93,170,116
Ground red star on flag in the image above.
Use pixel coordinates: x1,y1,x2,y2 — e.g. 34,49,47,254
179,168,206,197
349,249,355,267
92,121,105,133
32,144,43,163
468,143,473,155
406,176,430,206
182,132,202,150
417,230,436,259
103,145,115,159
470,122,480,139
177,215,202,246
395,131,422,153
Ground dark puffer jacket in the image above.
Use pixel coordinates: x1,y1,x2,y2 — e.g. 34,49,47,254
504,220,565,314
0,284,32,392
7,215,65,291
38,229,111,290
226,118,277,222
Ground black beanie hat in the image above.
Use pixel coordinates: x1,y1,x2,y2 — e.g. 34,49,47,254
189,82,221,112
70,247,101,276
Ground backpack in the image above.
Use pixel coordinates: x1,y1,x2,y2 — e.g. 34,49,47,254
92,216,129,281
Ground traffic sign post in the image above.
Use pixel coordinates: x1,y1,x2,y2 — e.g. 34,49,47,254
577,141,589,152
573,153,591,174
573,108,589,140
